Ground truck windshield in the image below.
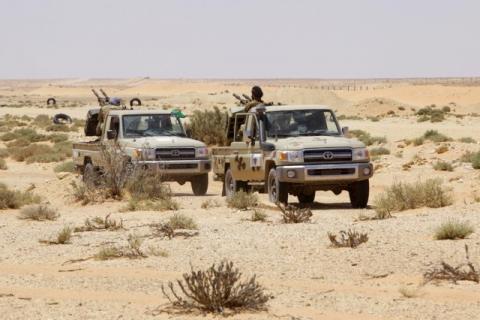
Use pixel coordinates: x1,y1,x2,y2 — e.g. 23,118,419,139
122,114,186,138
265,110,340,138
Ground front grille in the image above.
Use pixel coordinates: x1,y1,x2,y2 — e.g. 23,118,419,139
307,168,355,176
156,148,195,160
162,163,198,170
303,149,352,163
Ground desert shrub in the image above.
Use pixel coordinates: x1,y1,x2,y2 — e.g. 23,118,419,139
374,179,452,216
251,209,267,222
162,260,270,312
74,214,123,232
188,106,228,146
417,115,429,122
48,133,69,143
227,191,258,210
45,124,74,132
123,198,179,212
0,148,8,158
459,137,476,144
430,111,445,123
416,105,448,122
6,138,31,148
433,161,453,172
460,151,480,169
424,245,479,283
0,183,40,209
434,220,474,240
413,137,425,146
0,158,6,170
18,204,58,221
40,226,73,245
442,106,451,113
126,168,171,201
328,229,368,248
435,145,449,154
277,203,312,223
369,147,390,156
423,130,451,143
349,130,386,146
201,199,221,209
32,114,50,127
54,161,75,173
95,234,146,260
8,143,69,163
167,213,198,230
398,106,406,111
70,181,103,205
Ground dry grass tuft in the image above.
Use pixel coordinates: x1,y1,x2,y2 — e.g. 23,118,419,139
277,203,312,223
328,229,369,248
349,130,386,146
399,286,421,298
54,161,75,173
167,213,198,230
162,260,270,313
227,191,258,210
424,245,479,284
433,161,453,172
434,220,474,240
0,183,40,209
18,204,58,221
122,198,179,212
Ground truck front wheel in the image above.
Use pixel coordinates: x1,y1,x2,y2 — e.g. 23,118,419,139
297,191,315,204
268,168,288,204
349,179,369,208
191,174,208,196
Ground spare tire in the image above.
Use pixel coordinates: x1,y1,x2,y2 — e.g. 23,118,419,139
53,113,72,124
130,98,141,107
47,98,56,105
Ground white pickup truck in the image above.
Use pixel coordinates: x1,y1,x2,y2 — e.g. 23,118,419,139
72,109,211,195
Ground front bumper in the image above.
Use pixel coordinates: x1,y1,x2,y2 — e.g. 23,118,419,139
134,159,211,175
277,162,373,183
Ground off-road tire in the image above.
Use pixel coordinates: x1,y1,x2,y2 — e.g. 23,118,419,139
46,97,56,105
268,168,288,204
53,113,72,124
297,191,315,204
349,179,369,208
191,173,208,196
130,98,141,107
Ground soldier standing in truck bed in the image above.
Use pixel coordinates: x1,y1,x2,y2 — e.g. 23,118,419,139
244,86,264,112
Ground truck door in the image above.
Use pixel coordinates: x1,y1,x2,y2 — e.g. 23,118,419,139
229,114,263,182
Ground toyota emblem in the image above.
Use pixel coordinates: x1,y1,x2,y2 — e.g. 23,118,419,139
322,151,334,160
171,150,180,157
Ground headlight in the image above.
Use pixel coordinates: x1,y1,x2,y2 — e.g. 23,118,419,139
132,148,155,160
277,150,304,162
195,147,208,158
352,148,369,161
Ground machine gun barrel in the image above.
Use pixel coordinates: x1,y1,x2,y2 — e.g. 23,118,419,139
92,88,107,106
232,93,248,105
242,94,252,101
99,89,110,103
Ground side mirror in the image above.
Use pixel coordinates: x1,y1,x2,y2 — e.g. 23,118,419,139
342,126,349,136
106,130,117,140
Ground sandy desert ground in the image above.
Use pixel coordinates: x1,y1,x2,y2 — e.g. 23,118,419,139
1,78,480,319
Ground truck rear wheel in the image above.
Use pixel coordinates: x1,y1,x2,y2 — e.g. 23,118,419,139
268,168,288,204
83,163,99,186
297,191,315,204
191,174,208,196
349,179,369,208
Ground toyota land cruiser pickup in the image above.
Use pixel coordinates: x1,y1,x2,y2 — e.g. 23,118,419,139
211,105,373,206
73,109,211,195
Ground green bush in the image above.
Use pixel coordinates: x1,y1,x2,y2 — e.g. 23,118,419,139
349,130,386,146
434,220,474,240
460,151,480,169
459,137,476,144
369,147,390,156
187,106,228,146
226,191,258,210
54,161,75,173
374,179,452,216
423,130,452,143
433,161,453,172
167,213,198,230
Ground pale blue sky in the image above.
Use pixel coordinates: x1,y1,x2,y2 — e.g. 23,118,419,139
0,0,478,79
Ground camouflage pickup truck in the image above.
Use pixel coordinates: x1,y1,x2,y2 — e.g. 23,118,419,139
73,109,211,195
212,105,373,206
